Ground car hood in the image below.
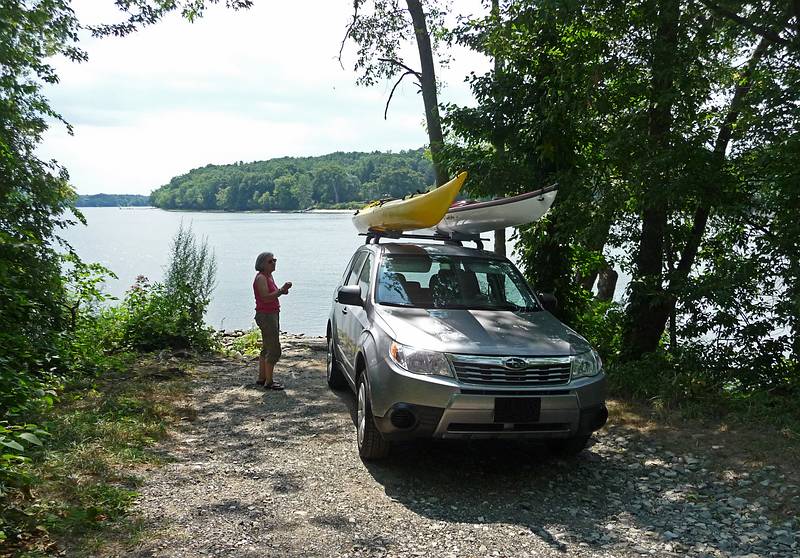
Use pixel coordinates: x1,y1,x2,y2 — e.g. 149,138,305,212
375,306,592,356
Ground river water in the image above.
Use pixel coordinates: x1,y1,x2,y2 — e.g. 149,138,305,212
62,208,366,334
62,208,628,334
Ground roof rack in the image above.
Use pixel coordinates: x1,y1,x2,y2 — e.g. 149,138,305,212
360,229,488,250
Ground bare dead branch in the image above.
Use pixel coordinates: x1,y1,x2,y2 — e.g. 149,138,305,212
339,0,362,70
378,57,421,78
384,70,417,119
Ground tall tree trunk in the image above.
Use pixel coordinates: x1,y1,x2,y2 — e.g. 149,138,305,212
406,0,447,186
491,0,506,257
621,0,680,360
790,264,800,368
596,267,618,302
494,228,506,257
578,217,612,291
624,35,770,360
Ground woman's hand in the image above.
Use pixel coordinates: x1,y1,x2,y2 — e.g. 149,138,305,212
281,281,293,295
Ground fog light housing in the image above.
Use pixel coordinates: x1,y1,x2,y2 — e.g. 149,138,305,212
389,406,416,429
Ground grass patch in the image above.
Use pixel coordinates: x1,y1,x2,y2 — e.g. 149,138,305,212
226,328,261,356
0,354,194,557
607,382,800,442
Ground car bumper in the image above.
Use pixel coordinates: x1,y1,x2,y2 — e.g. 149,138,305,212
370,360,607,441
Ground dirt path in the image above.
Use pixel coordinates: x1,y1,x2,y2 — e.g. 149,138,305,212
119,336,798,558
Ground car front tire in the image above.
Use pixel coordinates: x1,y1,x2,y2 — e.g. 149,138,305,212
547,434,591,456
326,335,346,389
356,373,390,460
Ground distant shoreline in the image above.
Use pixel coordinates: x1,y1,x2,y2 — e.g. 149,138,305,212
75,206,355,214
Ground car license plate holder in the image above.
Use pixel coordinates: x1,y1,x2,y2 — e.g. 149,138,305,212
494,397,541,423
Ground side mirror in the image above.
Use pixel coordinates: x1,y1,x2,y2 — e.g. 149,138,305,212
337,285,363,306
538,292,558,313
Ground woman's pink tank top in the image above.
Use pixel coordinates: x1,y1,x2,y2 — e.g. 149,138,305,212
254,272,280,313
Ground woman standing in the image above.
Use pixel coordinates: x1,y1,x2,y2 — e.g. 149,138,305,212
253,252,292,390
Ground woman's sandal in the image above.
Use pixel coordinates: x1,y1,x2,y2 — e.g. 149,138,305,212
255,380,266,386
265,381,284,391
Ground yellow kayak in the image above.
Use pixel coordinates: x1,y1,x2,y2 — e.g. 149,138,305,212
352,172,468,233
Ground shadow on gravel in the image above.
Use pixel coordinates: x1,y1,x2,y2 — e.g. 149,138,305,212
175,355,793,556
362,439,611,552
327,382,769,555
328,383,601,552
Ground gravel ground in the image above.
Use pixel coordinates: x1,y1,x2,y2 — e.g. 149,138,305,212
123,335,798,558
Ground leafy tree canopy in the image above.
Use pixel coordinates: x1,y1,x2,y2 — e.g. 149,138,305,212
149,150,435,210
442,0,800,393
76,194,151,207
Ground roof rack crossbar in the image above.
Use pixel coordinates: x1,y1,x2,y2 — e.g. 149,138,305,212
359,229,488,250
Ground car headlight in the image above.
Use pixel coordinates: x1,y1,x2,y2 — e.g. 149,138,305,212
389,341,453,377
571,349,602,379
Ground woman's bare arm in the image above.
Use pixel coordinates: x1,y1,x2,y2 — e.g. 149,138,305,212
256,275,290,301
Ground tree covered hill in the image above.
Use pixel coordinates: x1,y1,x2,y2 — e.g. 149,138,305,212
149,149,435,211
76,193,151,207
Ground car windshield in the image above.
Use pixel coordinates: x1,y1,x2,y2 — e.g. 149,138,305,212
375,253,541,311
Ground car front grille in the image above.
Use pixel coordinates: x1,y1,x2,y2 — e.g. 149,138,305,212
449,355,572,387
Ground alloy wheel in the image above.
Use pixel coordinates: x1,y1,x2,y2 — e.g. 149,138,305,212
357,381,366,448
326,338,333,382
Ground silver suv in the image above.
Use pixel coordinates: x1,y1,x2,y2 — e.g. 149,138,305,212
326,241,607,460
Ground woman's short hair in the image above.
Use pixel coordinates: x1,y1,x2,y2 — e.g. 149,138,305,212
255,252,273,272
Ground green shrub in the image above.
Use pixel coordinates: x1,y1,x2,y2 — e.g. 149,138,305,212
114,277,214,351
228,329,261,356
114,224,217,352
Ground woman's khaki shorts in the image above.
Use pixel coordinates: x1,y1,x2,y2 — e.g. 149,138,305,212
255,312,281,363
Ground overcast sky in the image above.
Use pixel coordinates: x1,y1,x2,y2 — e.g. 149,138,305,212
39,1,489,196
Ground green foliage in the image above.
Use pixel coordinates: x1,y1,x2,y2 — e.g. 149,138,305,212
75,194,151,207
341,0,449,88
0,422,49,495
88,0,253,37
149,150,434,210
0,0,240,552
227,329,262,356
444,0,800,400
0,0,86,423
0,357,189,553
113,225,218,352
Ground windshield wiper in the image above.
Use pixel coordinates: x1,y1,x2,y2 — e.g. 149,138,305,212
433,303,472,310
494,303,540,312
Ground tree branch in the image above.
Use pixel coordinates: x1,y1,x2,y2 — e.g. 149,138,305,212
699,0,793,49
339,0,362,70
378,57,421,79
384,70,417,119
673,36,771,282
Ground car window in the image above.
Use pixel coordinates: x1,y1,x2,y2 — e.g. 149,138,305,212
503,274,529,307
357,254,373,299
340,252,361,286
345,251,367,287
375,253,540,311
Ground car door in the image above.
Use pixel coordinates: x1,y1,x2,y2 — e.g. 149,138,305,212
341,253,373,373
334,250,367,374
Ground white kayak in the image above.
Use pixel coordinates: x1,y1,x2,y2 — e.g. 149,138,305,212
434,185,557,235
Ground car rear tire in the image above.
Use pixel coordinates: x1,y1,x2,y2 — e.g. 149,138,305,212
356,373,390,460
547,434,590,456
326,335,346,389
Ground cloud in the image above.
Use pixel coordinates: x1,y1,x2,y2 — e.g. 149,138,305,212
39,0,489,195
